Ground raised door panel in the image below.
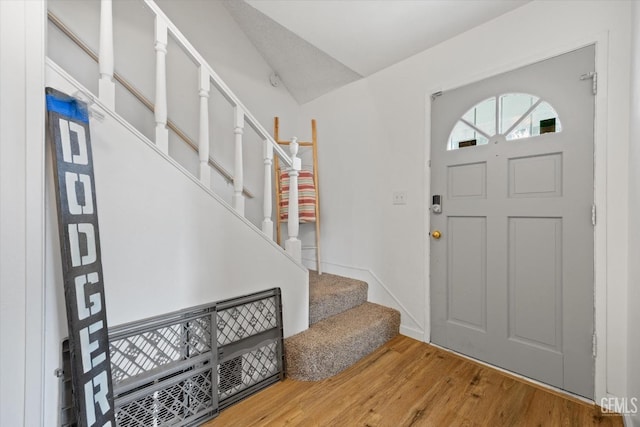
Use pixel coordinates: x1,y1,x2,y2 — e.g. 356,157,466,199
447,216,487,332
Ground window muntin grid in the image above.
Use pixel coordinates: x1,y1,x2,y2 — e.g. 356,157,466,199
448,93,562,150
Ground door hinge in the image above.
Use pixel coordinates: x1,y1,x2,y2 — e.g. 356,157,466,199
431,91,443,101
580,71,597,95
592,204,597,226
593,332,597,358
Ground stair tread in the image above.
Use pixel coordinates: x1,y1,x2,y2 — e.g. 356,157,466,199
296,302,397,346
309,271,368,324
285,302,400,381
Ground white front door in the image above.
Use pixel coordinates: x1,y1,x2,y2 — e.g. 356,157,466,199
430,45,595,398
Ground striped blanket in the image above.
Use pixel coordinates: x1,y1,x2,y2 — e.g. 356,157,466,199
279,169,317,223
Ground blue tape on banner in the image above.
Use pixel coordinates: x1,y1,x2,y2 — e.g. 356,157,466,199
46,94,89,123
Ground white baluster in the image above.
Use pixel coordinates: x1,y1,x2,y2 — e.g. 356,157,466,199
233,107,245,215
154,17,169,153
98,0,115,109
262,140,274,239
198,67,211,185
285,137,302,262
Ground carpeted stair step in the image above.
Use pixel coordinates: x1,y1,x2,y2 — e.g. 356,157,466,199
285,302,400,381
309,271,368,324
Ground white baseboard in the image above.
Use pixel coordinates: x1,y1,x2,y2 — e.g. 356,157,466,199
302,257,425,338
622,412,640,427
400,325,424,341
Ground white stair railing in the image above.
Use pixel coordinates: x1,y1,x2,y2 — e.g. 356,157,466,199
48,10,254,198
233,107,245,216
93,0,301,260
198,67,211,185
285,138,302,263
262,140,274,238
153,15,169,154
98,0,115,109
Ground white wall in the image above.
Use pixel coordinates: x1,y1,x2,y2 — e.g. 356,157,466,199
47,0,301,231
627,2,640,425
299,0,632,401
43,63,308,425
0,1,46,425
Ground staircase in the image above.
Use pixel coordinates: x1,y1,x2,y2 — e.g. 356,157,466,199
285,271,400,381
47,0,401,387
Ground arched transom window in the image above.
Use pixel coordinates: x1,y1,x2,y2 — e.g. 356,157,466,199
448,93,562,150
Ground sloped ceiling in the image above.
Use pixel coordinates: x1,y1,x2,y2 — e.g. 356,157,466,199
223,0,362,104
225,0,531,104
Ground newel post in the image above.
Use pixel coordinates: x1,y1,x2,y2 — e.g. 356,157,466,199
198,67,211,185
232,107,245,215
285,137,302,262
262,140,274,239
98,0,115,109
154,16,169,153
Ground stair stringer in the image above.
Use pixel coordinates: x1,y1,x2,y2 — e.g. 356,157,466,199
302,257,424,340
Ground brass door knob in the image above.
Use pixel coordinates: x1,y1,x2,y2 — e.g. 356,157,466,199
431,230,442,240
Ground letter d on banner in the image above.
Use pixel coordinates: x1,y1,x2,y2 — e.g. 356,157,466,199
46,88,115,426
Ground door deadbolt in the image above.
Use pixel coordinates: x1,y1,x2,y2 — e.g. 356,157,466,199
432,195,442,214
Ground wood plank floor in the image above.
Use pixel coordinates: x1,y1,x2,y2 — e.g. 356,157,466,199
204,335,622,427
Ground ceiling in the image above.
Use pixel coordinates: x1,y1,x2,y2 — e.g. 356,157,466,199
225,0,531,104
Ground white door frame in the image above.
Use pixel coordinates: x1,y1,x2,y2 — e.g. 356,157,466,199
424,32,610,403
0,0,47,425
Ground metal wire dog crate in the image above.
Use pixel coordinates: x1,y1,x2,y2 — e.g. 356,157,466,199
59,288,284,427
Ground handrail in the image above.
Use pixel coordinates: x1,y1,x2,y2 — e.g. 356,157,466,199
48,0,302,260
47,10,255,199
141,0,293,168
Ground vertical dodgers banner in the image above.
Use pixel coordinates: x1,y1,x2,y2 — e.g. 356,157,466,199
46,88,115,426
